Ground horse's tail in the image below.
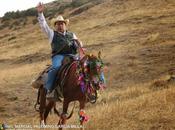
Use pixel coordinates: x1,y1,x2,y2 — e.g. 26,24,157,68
53,103,61,116
66,102,76,119
53,102,76,119
34,86,42,112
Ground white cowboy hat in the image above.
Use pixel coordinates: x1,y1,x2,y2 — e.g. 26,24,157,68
51,15,69,26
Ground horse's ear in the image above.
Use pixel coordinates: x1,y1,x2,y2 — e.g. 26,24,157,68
98,51,101,59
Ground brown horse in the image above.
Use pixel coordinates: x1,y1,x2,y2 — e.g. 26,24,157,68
36,52,104,129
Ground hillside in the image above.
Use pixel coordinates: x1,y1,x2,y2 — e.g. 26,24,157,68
1,0,175,129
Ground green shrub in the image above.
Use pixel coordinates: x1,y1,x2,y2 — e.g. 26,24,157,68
1,0,100,22
2,8,36,21
25,8,37,16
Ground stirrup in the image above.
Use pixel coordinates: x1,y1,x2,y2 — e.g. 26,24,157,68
46,90,63,102
46,90,55,99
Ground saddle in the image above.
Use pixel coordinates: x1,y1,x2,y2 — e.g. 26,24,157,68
31,65,51,89
31,55,76,90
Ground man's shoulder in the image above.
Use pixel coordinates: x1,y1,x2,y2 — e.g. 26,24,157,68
66,31,74,35
66,31,76,38
67,31,78,40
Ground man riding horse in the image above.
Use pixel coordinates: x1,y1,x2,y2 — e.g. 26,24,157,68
32,2,106,128
33,2,106,98
36,2,85,98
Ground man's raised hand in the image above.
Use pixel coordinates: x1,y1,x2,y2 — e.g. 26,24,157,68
37,2,44,13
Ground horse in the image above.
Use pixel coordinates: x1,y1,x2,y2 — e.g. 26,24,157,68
35,51,105,129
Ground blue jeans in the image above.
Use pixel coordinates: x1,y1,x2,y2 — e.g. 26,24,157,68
44,55,64,91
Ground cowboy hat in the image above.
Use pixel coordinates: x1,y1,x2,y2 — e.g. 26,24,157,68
51,15,69,26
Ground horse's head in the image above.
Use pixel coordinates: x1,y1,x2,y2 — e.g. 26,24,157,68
81,51,105,90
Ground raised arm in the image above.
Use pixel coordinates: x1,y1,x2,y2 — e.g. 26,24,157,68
37,2,53,43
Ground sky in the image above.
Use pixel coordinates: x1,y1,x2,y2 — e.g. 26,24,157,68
0,0,55,17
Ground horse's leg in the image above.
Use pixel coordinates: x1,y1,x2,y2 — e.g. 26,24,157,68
58,99,69,130
79,100,86,130
44,100,55,123
39,86,47,126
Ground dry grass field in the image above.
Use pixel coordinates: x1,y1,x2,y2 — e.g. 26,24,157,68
1,0,175,129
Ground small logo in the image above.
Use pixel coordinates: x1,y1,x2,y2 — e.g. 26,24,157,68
0,123,9,130
0,124,3,130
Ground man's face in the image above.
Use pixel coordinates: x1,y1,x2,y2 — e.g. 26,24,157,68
55,21,66,33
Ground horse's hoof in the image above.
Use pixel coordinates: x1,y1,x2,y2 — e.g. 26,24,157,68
40,120,46,128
